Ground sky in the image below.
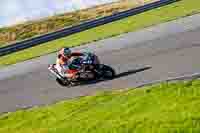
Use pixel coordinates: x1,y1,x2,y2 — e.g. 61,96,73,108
0,0,118,28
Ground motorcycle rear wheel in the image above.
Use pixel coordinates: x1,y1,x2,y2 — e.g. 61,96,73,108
56,78,70,86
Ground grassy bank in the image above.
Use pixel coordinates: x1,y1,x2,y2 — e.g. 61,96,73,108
0,0,200,67
1,80,200,132
0,0,148,47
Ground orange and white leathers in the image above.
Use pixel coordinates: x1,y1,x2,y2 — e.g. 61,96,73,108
56,52,84,78
55,59,71,78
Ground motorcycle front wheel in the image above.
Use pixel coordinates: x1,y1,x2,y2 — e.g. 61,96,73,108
101,65,116,80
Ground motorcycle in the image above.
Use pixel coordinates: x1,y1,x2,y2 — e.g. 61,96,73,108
48,53,115,86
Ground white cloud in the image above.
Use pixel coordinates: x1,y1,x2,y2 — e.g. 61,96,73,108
0,0,119,28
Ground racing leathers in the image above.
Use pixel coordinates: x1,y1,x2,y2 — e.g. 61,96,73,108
56,52,85,79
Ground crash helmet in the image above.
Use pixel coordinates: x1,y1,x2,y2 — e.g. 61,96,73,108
60,47,71,57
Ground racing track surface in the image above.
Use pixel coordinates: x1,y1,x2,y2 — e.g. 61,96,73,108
1,14,200,114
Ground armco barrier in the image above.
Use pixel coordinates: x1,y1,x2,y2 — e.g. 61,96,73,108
0,0,178,56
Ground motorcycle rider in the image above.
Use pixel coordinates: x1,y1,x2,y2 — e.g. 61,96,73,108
56,47,85,79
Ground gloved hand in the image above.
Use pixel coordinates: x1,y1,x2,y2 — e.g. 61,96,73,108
82,52,93,64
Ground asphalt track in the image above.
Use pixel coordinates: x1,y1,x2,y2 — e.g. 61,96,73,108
1,14,200,114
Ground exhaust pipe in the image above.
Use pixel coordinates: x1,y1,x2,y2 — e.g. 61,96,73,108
48,66,64,80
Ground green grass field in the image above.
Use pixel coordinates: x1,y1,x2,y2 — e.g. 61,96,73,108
0,0,200,67
1,80,200,133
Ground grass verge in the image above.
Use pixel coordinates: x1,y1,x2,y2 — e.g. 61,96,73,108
1,80,200,132
0,0,200,67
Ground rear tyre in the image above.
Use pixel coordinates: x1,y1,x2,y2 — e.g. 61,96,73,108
56,78,70,86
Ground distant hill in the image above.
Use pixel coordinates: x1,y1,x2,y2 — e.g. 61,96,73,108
0,0,154,47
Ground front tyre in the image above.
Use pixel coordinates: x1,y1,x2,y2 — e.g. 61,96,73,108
102,65,116,80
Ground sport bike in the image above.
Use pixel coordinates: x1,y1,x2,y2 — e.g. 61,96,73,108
48,53,115,86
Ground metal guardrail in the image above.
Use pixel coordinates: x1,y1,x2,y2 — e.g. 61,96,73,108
0,0,178,57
